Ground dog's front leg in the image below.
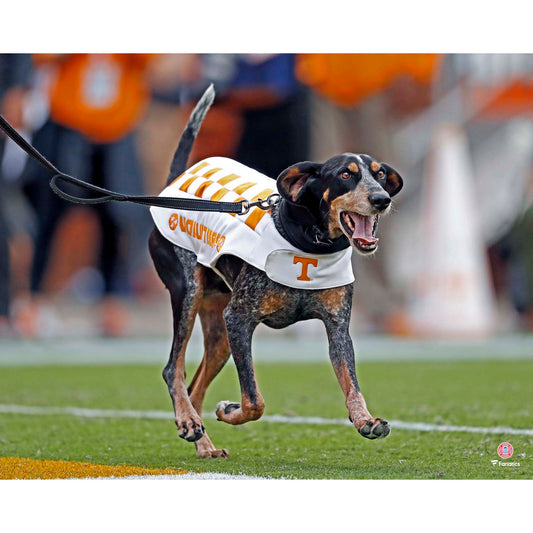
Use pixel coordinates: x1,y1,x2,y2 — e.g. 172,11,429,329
325,320,390,439
317,285,390,440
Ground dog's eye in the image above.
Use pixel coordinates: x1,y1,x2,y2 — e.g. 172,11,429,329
341,171,350,180
377,170,385,179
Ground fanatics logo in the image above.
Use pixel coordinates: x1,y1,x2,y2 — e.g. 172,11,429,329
497,442,513,459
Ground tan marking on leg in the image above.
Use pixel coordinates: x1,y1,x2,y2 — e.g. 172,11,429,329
258,291,288,316
188,293,231,416
241,395,265,421
189,337,230,415
330,358,372,426
317,286,347,315
345,389,373,428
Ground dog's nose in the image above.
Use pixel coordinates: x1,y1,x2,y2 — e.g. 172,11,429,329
369,193,391,211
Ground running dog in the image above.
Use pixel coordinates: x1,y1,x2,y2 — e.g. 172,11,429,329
149,86,403,458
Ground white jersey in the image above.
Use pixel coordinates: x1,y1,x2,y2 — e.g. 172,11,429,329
150,157,354,290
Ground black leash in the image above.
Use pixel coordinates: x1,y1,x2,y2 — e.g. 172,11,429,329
0,114,278,215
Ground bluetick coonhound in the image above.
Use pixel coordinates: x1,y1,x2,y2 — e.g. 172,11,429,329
149,87,403,458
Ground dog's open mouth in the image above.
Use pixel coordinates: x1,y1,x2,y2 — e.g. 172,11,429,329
340,212,379,254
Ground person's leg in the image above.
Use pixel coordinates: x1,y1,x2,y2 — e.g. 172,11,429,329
104,133,152,282
97,207,129,336
28,123,91,295
96,133,151,336
29,190,65,295
92,145,128,336
18,122,89,337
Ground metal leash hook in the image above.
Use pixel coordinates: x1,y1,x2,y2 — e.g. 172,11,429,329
240,193,281,215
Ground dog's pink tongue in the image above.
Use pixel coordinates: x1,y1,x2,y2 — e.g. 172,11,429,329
351,214,377,244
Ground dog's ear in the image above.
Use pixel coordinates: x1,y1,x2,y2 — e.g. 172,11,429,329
382,163,403,197
277,162,323,202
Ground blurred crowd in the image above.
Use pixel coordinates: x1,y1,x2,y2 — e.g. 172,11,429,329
0,53,531,339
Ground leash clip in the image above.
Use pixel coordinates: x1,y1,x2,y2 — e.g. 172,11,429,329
240,193,281,215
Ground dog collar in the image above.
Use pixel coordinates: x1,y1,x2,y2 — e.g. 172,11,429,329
275,199,350,254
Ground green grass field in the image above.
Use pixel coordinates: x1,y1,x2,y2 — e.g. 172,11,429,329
0,356,531,479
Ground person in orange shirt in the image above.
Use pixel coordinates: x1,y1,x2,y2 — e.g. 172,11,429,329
22,54,153,337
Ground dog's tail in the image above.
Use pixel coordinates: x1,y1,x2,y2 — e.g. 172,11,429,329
166,84,215,186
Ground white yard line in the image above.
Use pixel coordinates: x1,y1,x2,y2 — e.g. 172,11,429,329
1,404,532,436
81,473,271,480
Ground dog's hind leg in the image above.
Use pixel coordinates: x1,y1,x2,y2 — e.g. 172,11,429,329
149,229,206,443
187,292,231,458
188,293,231,414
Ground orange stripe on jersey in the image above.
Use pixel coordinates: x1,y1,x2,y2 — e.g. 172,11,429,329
169,172,185,187
203,167,222,178
194,181,215,197
242,189,273,230
190,162,209,175
245,208,268,230
210,188,231,202
179,176,200,192
218,173,240,186
233,182,257,195
249,188,275,202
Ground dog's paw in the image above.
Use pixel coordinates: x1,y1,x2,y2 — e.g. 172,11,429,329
216,400,240,420
356,418,391,440
176,414,205,442
194,433,230,459
196,448,230,459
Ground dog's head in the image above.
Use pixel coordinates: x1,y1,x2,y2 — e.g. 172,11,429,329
277,153,403,255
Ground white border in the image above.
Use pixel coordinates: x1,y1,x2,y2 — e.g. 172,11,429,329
1,480,530,532
0,1,531,52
